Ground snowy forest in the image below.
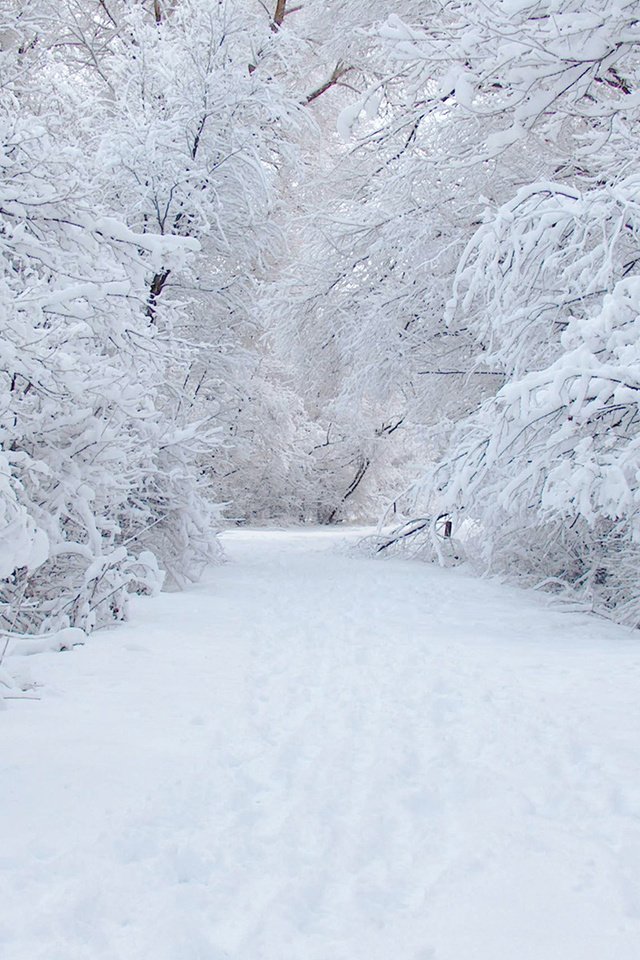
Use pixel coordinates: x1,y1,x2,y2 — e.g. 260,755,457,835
2,0,640,643
3,5,640,956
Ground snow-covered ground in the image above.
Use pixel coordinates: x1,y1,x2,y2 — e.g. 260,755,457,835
2,528,640,960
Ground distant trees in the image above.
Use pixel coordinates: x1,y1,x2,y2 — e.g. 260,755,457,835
263,0,450,522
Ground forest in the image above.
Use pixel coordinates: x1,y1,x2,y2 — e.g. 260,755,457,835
3,6,640,958
2,0,639,641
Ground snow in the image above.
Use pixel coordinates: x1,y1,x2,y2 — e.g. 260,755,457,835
337,100,364,140
2,527,640,960
6,627,86,657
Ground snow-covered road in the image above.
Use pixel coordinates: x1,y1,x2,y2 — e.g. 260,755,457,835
2,528,640,960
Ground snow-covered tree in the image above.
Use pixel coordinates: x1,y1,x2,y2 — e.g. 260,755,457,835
370,1,640,623
0,4,222,637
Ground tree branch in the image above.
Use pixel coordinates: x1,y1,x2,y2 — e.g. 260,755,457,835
304,62,350,105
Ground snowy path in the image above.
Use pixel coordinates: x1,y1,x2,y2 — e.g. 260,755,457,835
2,529,640,960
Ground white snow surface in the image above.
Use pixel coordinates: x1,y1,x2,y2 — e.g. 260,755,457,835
2,528,640,959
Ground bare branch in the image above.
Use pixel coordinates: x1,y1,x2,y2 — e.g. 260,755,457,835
304,62,350,105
